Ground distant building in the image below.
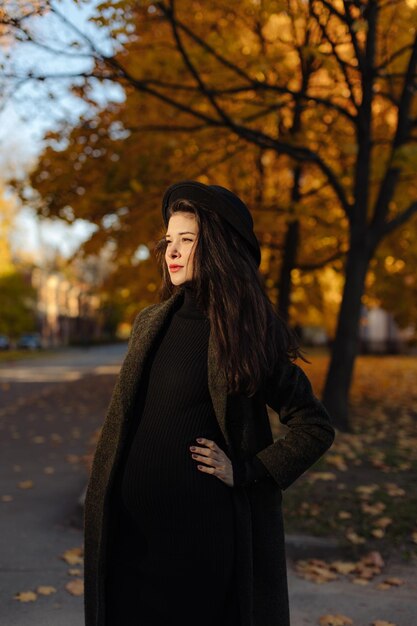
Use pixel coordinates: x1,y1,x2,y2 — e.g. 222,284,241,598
359,304,414,354
31,268,101,346
295,305,415,354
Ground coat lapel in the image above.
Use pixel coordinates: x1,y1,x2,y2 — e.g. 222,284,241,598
117,286,230,448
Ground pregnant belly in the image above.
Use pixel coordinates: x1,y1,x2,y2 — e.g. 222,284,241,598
120,419,233,529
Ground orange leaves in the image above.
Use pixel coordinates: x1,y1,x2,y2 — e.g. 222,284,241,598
14,546,84,603
13,590,38,602
295,558,339,583
14,585,57,602
307,471,338,482
376,577,405,590
324,454,348,471
17,479,34,489
318,615,353,626
37,585,57,595
295,550,386,586
65,578,84,596
61,546,84,566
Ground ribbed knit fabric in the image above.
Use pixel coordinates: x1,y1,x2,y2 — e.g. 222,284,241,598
105,281,241,626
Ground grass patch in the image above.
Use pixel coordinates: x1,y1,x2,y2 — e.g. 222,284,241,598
0,349,55,363
269,354,417,562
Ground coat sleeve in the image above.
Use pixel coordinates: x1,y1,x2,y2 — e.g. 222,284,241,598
253,358,336,491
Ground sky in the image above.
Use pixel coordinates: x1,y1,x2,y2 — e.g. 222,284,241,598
0,0,123,262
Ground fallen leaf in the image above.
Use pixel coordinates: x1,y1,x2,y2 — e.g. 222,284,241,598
330,561,357,575
380,577,404,587
13,590,37,602
352,577,369,585
36,585,56,595
32,436,45,444
65,578,84,596
17,480,34,489
345,530,366,544
307,471,337,481
61,546,84,566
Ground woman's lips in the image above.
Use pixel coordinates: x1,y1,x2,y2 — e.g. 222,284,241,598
169,266,183,272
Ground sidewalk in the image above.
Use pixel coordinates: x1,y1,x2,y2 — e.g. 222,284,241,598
2,356,416,626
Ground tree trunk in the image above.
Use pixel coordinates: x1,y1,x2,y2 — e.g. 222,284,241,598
322,241,373,432
277,218,299,322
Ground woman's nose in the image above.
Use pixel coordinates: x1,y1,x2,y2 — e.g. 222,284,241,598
169,247,179,256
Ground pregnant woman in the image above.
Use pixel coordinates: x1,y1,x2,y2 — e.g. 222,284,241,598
83,180,336,626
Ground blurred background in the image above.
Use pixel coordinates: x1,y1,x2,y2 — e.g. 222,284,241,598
1,2,417,625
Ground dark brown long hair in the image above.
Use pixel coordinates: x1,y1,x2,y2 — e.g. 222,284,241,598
153,197,308,397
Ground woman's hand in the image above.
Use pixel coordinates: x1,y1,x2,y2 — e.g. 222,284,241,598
189,437,234,487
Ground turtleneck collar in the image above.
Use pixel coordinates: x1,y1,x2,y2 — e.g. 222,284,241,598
175,281,208,319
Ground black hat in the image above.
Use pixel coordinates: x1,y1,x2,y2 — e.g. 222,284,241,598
161,180,261,267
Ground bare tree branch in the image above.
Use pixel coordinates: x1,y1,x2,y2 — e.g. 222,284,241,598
371,34,417,231
380,200,417,236
297,244,346,271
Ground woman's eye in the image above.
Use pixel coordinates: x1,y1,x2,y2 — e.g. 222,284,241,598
165,239,192,243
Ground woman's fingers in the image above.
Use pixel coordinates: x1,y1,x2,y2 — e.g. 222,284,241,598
189,438,234,486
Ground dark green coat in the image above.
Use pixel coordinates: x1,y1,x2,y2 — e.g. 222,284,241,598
83,284,336,626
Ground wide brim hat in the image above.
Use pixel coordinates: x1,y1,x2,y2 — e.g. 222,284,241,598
161,180,261,267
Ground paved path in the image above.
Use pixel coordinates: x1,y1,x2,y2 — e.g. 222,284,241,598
1,345,416,625
0,346,125,626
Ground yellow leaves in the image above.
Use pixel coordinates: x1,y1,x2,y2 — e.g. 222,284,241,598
318,615,353,626
373,517,393,529
13,546,85,602
13,590,37,602
65,578,84,596
345,530,366,544
17,480,34,489
385,483,406,497
61,546,84,566
361,501,386,515
14,581,78,602
262,13,292,41
355,484,379,498
36,585,57,595
296,551,386,586
376,577,405,590
325,454,348,471
331,560,357,575
32,435,46,444
295,558,339,583
307,471,337,482
338,510,352,520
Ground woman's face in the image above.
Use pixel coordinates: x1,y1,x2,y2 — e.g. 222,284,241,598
165,212,199,285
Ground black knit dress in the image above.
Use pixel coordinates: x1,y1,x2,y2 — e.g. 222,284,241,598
104,282,242,626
